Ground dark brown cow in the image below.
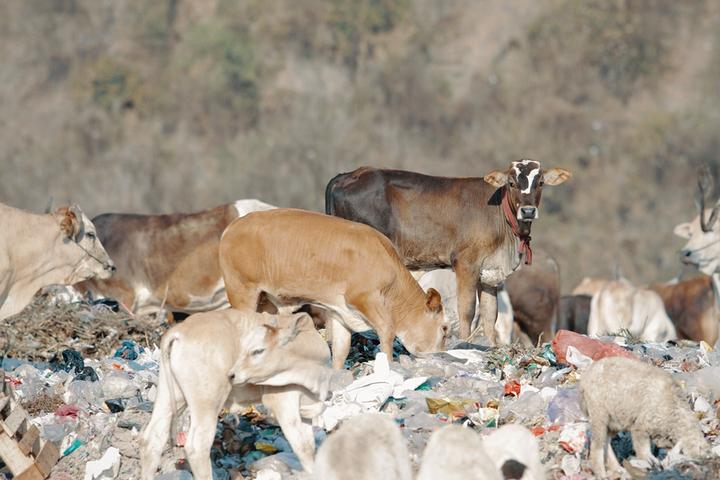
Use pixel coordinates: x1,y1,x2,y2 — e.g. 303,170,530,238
557,295,591,335
649,275,718,344
76,200,275,316
325,161,570,343
504,248,560,343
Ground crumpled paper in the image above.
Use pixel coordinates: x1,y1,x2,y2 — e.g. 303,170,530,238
317,352,426,430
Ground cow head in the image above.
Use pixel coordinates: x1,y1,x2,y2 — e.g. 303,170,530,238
400,287,448,355
233,312,332,398
675,169,720,275
484,160,571,234
54,205,115,283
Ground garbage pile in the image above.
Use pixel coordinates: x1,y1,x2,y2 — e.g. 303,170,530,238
0,290,164,361
3,328,720,479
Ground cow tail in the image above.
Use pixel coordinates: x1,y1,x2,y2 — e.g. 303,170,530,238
324,172,344,215
160,331,182,449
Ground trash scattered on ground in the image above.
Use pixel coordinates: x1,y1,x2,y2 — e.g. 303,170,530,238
3,300,720,479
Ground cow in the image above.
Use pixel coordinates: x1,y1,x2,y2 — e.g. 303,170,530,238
140,309,333,479
557,294,592,335
76,199,275,317
504,247,560,344
587,279,676,342
325,161,571,344
571,277,609,297
0,202,115,320
649,275,718,344
218,208,448,369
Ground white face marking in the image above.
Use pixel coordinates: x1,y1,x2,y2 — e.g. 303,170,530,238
522,168,540,194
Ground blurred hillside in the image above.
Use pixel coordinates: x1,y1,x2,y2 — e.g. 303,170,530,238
2,0,720,290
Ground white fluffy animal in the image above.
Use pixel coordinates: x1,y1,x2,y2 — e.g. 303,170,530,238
314,413,411,480
579,357,707,478
418,425,502,480
483,424,546,480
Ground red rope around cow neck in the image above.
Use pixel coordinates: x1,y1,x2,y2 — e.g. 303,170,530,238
501,186,533,265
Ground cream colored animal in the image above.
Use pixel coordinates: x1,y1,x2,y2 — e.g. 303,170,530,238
587,279,676,342
418,425,502,480
580,357,707,478
139,310,333,480
483,425,546,480
0,202,115,319
219,209,447,369
314,413,411,480
571,277,609,297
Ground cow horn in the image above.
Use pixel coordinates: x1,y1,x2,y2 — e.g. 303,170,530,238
697,165,720,233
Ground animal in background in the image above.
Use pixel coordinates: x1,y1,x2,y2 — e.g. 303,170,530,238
580,357,707,478
325,160,571,345
219,208,447,369
140,310,332,479
483,424,546,480
0,202,115,319
76,199,275,318
587,278,676,342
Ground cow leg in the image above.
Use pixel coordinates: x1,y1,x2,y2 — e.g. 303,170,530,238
140,372,185,480
330,316,351,369
184,384,230,480
589,417,609,478
263,387,316,473
454,261,480,340
355,293,395,359
477,284,498,346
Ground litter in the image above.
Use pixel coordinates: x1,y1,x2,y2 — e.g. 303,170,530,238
552,330,636,364
83,447,121,480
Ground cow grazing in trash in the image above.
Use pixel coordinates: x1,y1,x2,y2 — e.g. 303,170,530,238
139,309,333,479
587,278,676,342
314,413,412,480
580,357,707,478
219,208,448,369
77,199,275,318
325,161,571,345
0,202,115,320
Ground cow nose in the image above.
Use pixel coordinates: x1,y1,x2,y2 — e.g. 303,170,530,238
520,206,537,220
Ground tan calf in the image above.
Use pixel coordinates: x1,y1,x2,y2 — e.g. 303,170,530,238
219,208,447,369
139,310,333,479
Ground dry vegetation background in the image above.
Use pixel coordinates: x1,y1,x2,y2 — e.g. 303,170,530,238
2,0,720,290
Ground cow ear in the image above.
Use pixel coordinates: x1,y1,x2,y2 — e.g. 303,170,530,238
673,222,692,239
483,171,508,188
278,312,312,346
56,206,81,240
425,288,442,313
543,168,572,186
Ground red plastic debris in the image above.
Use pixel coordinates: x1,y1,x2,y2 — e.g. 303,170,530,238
55,404,79,418
531,426,545,436
503,380,521,397
551,330,636,364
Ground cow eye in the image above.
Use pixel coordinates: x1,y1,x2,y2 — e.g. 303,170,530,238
86,232,96,240
251,348,265,357
508,179,517,188
538,179,545,187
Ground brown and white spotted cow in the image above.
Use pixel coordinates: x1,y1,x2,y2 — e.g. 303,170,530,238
325,160,571,344
77,200,275,317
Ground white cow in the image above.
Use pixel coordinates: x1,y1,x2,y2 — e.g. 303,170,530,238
140,310,333,480
587,279,676,342
0,202,115,319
